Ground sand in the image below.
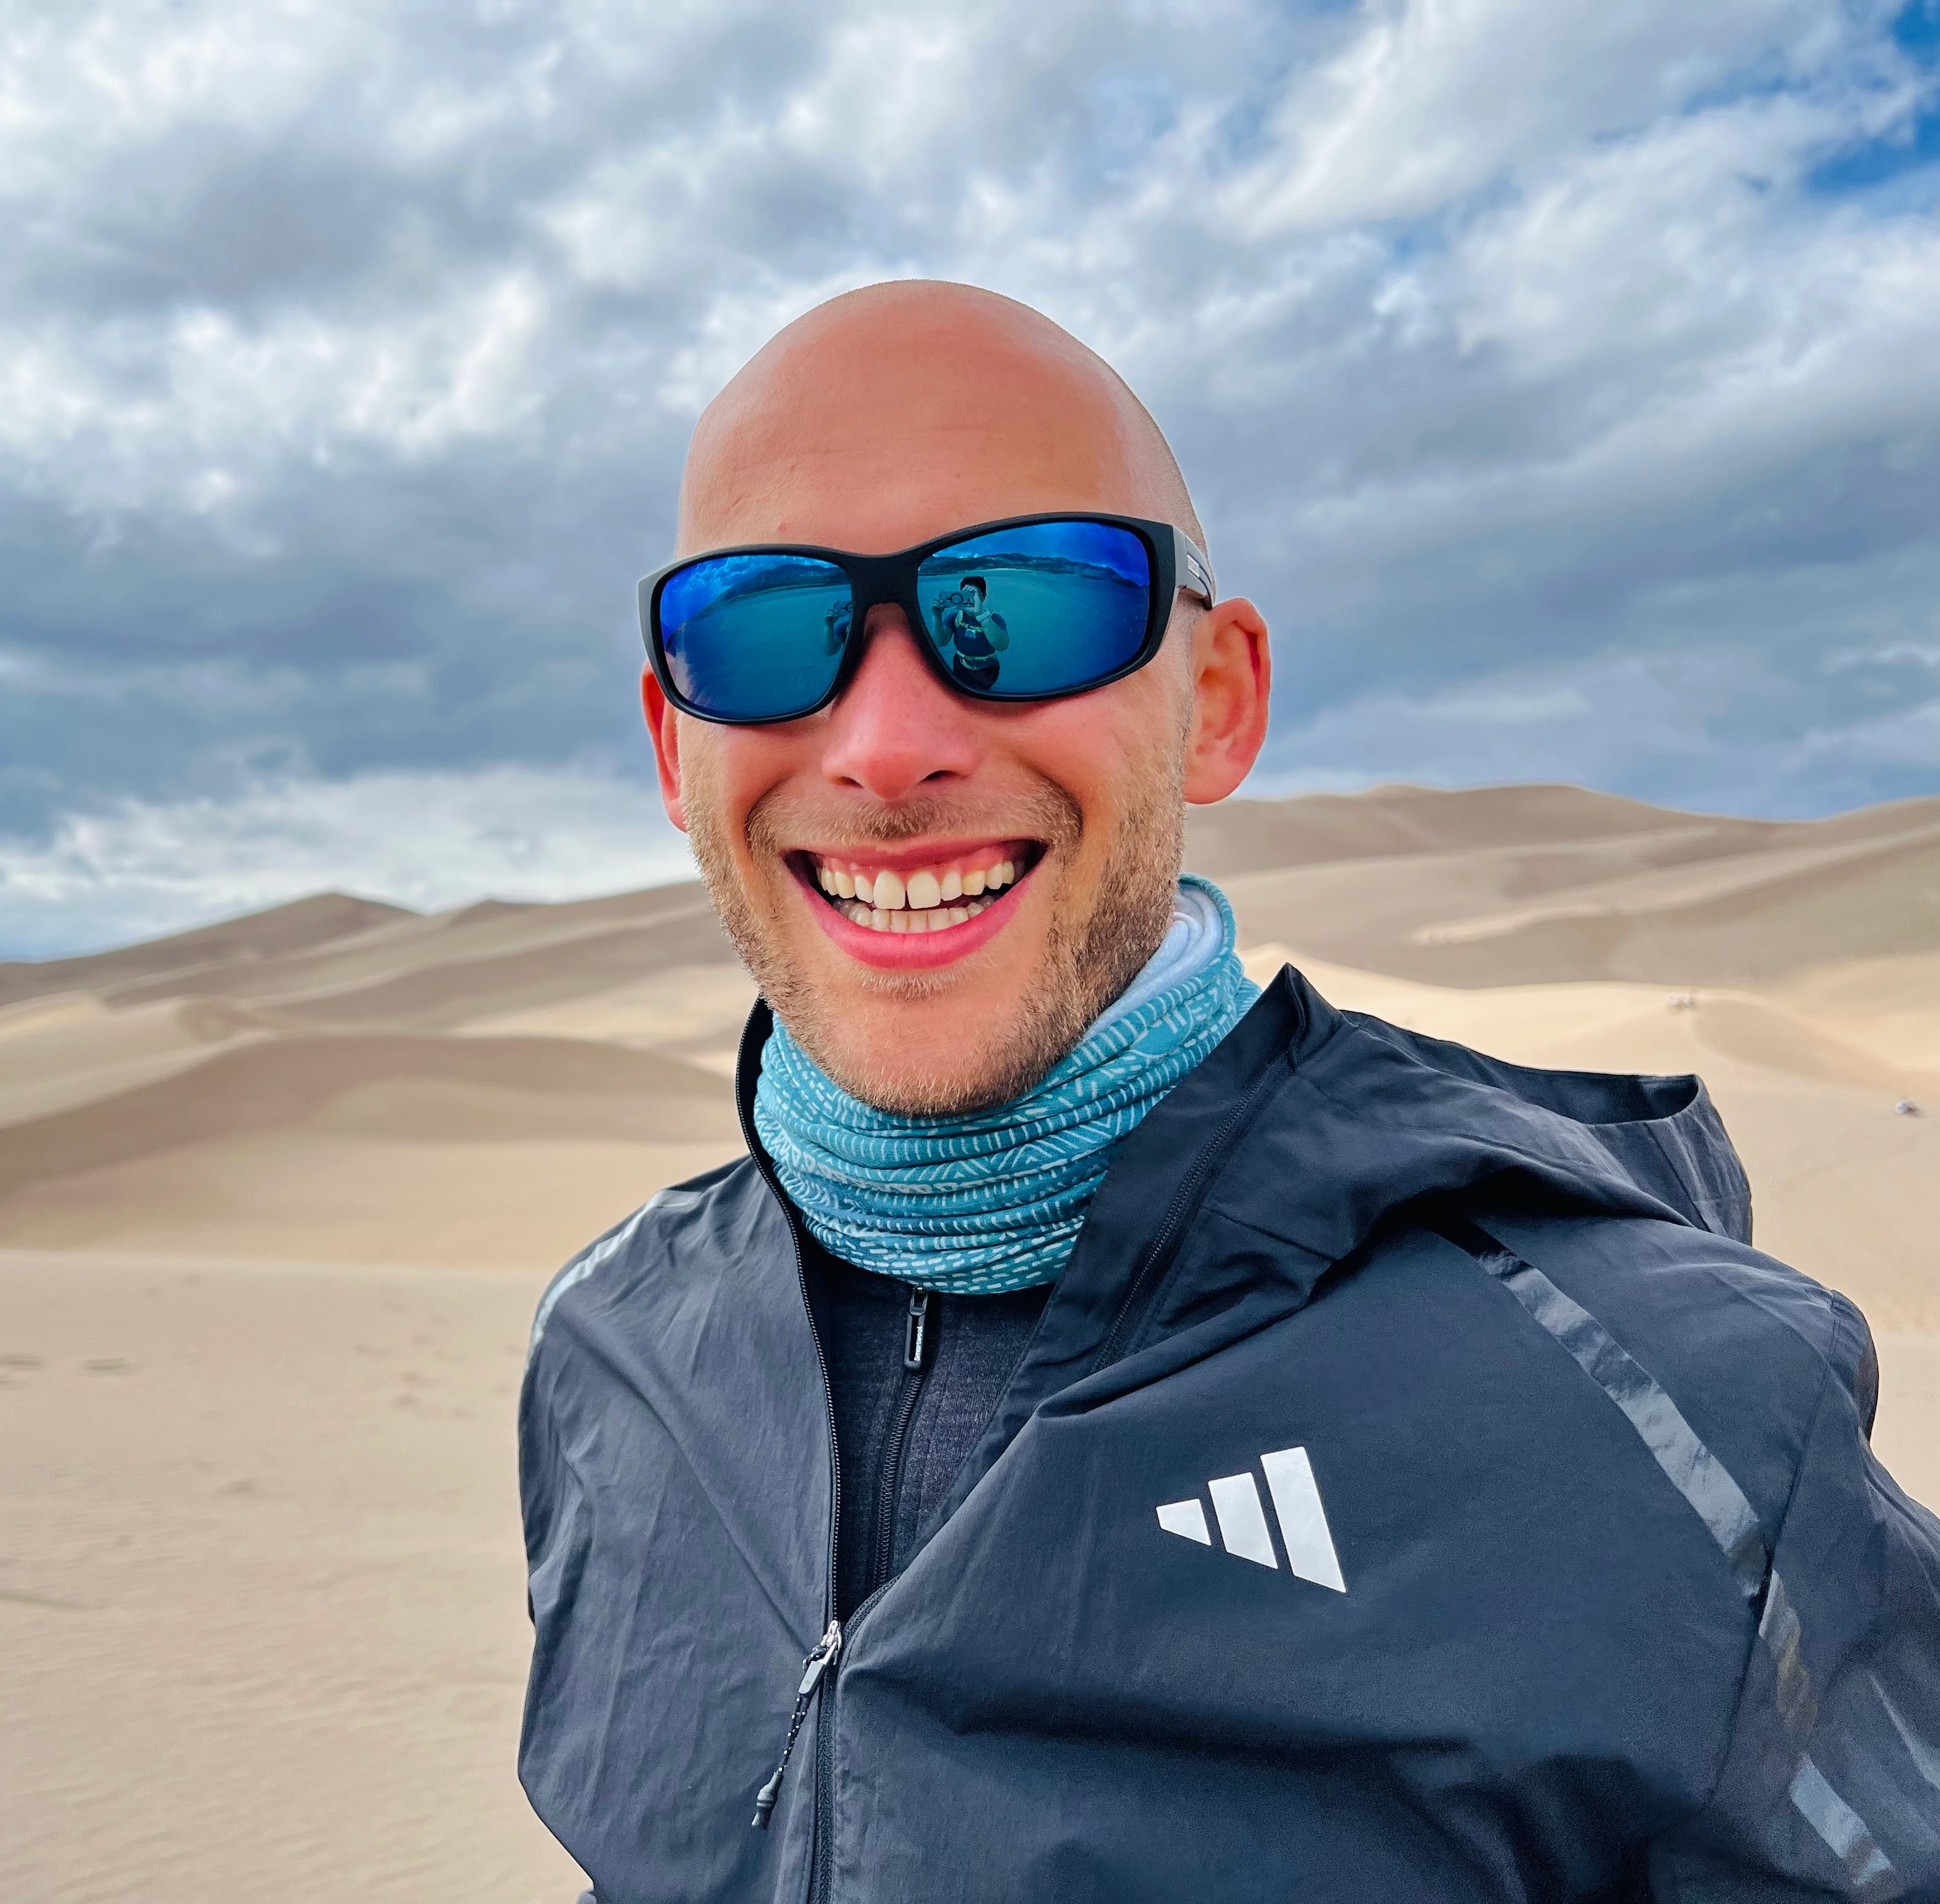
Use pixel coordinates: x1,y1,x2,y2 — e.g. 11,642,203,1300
1,782,1935,1900
0,1250,585,1902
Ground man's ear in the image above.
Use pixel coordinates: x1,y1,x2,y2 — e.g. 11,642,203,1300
1181,597,1271,805
641,668,691,833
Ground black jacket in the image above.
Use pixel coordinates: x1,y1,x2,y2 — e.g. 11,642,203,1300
519,968,1940,1901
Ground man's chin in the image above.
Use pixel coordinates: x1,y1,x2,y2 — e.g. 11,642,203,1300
783,955,1066,1116
807,1041,1038,1119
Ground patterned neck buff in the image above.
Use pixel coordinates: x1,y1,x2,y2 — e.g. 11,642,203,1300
752,875,1261,1295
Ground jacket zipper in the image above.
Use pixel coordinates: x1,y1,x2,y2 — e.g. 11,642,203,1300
803,1286,932,1897
868,1287,933,1595
734,1019,844,1869
1090,1057,1288,1372
751,1619,842,1828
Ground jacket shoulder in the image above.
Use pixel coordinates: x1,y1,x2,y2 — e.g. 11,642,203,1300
526,1153,763,1366
1460,1208,1878,1551
1506,1210,1871,1415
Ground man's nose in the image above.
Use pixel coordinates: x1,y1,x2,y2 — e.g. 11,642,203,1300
818,605,982,802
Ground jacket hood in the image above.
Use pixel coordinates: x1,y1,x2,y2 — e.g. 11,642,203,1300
1264,963,1753,1255
979,962,1747,1389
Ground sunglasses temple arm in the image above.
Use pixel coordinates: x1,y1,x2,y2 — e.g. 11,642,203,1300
1172,527,1217,606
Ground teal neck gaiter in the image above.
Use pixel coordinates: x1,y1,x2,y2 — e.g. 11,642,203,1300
752,875,1260,1295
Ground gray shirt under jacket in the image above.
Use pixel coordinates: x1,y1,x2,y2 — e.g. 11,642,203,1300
802,1240,1051,1626
519,968,1940,1903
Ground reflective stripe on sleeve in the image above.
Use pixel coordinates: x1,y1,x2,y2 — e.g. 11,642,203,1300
1440,1214,1767,1597
1435,1214,1903,1896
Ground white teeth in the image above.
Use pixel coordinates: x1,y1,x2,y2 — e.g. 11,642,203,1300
837,896,984,933
823,855,1026,929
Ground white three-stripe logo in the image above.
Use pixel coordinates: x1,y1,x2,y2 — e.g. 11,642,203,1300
1155,1446,1346,1592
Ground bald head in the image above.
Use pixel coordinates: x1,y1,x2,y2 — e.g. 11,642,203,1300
676,281,1203,558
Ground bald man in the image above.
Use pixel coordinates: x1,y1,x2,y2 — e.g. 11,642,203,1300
518,284,1940,1904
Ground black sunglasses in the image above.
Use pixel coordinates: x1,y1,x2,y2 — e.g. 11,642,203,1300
640,511,1216,726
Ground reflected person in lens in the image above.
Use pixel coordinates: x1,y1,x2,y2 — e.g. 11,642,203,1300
931,573,1009,689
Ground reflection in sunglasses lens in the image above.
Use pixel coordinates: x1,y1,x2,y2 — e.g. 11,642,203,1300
917,522,1150,698
661,553,852,720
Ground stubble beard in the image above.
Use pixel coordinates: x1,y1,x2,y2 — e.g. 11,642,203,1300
685,752,1187,1117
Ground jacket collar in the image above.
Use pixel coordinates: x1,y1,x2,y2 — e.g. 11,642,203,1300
732,964,1751,1535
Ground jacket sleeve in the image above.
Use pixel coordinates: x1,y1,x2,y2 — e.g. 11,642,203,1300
1652,1309,1940,1900
518,1348,554,1626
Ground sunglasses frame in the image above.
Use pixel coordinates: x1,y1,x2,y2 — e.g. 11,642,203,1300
638,511,1217,726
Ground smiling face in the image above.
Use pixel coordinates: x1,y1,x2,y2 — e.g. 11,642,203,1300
645,283,1270,1115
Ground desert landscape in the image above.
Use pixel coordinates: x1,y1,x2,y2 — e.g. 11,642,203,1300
3,781,1936,1901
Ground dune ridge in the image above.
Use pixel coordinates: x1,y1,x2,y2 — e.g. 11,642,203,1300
1,782,1932,1308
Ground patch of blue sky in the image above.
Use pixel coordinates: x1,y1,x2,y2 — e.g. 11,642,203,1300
1806,103,1940,193
1378,211,1461,267
1378,170,1527,261
1803,1,1940,193
1090,71,1181,171
1199,10,1358,177
1208,93,1276,173
1895,0,1940,66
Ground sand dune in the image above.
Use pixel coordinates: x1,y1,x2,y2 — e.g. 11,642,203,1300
3,781,1936,1902
1218,801,1940,989
1,1032,739,1198
3,781,1934,1289
1184,781,1782,873
1,776,1931,1305
0,891,412,1009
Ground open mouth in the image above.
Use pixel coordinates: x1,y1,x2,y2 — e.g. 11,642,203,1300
792,840,1043,935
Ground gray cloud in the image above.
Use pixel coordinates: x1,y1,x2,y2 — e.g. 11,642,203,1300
1,0,1936,953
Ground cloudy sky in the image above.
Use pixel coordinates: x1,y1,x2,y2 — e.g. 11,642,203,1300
3,0,1937,956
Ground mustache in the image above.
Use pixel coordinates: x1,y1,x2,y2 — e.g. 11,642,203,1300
746,785,1082,856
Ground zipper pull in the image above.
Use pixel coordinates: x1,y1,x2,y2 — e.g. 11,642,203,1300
904,1287,933,1372
751,1619,842,1830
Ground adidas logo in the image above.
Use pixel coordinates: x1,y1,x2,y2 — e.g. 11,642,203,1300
1155,1446,1346,1592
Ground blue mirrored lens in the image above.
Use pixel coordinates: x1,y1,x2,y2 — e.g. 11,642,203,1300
658,553,852,720
916,521,1151,698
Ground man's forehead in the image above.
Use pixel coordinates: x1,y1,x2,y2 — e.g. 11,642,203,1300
675,286,1168,555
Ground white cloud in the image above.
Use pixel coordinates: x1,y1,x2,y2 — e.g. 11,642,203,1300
1223,0,1841,233
0,767,696,956
0,271,553,522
